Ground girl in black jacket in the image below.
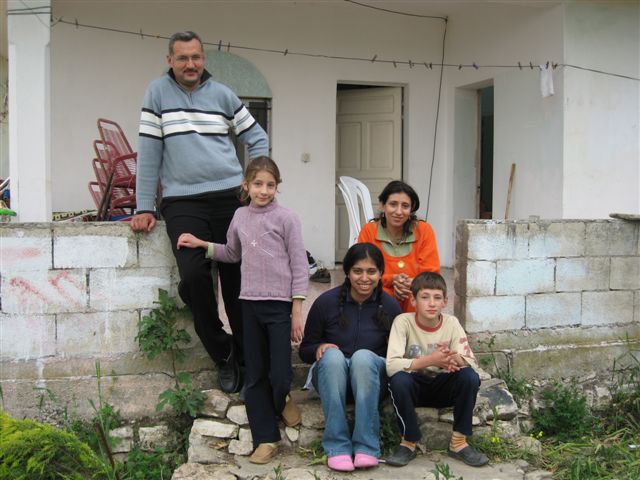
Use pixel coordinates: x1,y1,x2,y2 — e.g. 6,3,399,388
299,243,401,472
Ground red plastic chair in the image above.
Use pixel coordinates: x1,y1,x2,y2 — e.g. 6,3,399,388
88,182,131,219
93,140,136,189
94,119,138,220
97,118,134,156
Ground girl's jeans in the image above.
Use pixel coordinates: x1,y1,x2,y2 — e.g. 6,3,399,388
312,348,386,458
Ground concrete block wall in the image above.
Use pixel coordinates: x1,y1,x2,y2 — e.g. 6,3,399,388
2,219,639,421
455,219,640,380
0,222,216,420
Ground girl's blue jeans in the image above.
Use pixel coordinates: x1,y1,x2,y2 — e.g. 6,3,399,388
312,348,386,458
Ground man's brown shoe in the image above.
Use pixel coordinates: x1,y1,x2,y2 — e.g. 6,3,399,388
281,396,301,427
249,443,278,464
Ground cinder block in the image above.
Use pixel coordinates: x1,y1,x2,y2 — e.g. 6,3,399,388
526,293,581,328
89,267,172,311
465,222,529,261
586,221,639,256
610,257,640,290
556,257,610,292
1,270,88,314
496,259,555,295
512,343,634,380
54,235,136,269
57,310,140,356
582,291,634,326
0,313,56,359
138,224,176,268
528,221,585,258
1,373,177,421
466,261,496,296
465,296,525,332
0,225,52,273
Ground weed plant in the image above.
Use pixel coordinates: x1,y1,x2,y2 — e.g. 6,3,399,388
532,379,594,442
298,438,326,466
379,406,401,456
536,338,640,480
602,334,640,432
476,335,533,405
468,406,541,467
432,462,463,480
136,288,206,417
117,446,183,480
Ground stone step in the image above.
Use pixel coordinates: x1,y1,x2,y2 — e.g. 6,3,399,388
186,372,526,466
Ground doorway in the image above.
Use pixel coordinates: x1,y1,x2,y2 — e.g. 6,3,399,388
453,82,494,232
478,86,494,219
231,98,271,169
334,84,403,261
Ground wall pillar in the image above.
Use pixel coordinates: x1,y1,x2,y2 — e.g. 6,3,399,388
7,0,51,222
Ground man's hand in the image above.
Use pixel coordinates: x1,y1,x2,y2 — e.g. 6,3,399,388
130,213,157,233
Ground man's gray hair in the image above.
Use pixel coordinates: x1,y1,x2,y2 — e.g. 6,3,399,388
168,31,203,55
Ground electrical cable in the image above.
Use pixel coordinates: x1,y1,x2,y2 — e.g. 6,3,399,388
425,18,448,222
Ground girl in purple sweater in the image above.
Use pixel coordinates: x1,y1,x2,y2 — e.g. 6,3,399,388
177,156,308,465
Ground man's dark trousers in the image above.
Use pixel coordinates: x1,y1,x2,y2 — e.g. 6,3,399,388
161,189,243,366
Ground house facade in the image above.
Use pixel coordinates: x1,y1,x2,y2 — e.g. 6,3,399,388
4,0,639,267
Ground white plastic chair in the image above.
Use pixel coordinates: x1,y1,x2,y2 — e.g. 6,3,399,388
337,176,375,247
337,181,360,248
340,176,375,224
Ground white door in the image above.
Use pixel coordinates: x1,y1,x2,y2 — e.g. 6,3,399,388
335,86,403,261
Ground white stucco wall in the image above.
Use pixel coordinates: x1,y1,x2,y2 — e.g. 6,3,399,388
8,0,51,222
48,1,639,267
446,3,565,263
51,0,446,266
562,2,640,218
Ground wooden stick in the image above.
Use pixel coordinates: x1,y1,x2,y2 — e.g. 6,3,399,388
505,163,516,219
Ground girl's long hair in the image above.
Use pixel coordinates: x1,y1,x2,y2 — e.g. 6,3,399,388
240,156,282,204
337,242,392,330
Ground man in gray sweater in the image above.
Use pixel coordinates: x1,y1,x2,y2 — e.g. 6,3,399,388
131,31,269,393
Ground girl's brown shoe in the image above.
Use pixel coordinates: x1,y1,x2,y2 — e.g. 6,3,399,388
249,443,278,464
281,397,301,427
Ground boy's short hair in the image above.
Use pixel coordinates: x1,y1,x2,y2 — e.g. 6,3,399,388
411,271,448,297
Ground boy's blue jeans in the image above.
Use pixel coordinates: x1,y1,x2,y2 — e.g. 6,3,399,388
388,367,480,442
312,348,387,458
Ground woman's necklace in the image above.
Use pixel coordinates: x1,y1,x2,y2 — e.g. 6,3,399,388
386,227,406,269
388,229,405,245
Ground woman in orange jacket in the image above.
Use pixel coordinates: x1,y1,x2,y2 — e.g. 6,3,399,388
357,180,440,312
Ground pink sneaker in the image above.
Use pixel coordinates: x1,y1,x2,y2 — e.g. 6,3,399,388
327,455,355,472
354,453,379,468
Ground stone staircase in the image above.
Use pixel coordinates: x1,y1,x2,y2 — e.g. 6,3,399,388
110,345,541,479
171,363,534,478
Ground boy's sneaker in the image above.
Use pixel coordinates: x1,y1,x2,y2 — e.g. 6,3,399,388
447,446,489,467
385,445,417,467
310,268,331,283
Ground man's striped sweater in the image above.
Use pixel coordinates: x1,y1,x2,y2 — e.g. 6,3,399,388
136,69,269,212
